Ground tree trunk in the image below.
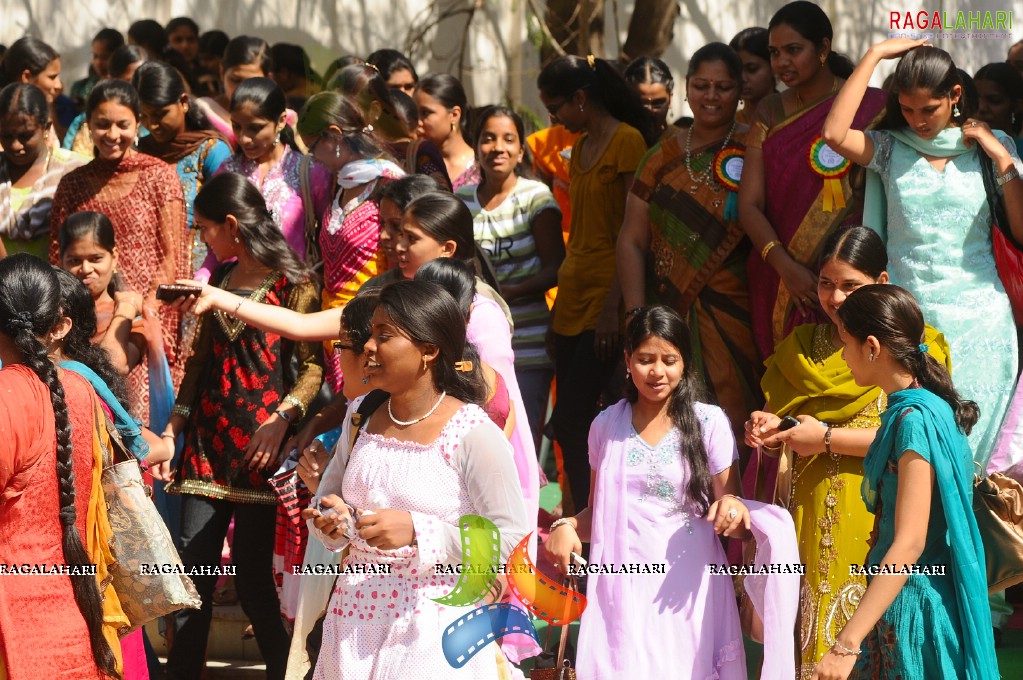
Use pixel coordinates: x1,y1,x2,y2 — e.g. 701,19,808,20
621,0,679,60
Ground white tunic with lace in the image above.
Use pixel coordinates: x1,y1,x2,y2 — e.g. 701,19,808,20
310,399,530,679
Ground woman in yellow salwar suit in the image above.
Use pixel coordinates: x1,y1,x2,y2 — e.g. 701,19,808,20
742,227,952,679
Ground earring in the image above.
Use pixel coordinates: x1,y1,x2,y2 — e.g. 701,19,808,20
422,355,428,372
335,144,341,159
819,54,826,66
234,236,240,244
362,377,368,384
625,368,632,379
274,129,282,145
868,352,875,362
1013,113,1017,125
578,103,585,112
953,104,961,118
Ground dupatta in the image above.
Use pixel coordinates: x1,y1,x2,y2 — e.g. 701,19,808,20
762,323,952,421
862,127,978,234
589,400,800,678
864,388,997,678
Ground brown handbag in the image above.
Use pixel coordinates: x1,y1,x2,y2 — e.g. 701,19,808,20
973,471,1023,593
530,576,578,680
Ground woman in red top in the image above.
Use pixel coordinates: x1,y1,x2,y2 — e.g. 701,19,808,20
50,79,188,385
0,254,120,679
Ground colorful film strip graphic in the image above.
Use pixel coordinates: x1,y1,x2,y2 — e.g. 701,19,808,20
441,603,540,668
505,532,587,625
432,514,501,607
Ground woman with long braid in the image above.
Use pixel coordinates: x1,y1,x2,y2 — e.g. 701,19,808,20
0,253,125,679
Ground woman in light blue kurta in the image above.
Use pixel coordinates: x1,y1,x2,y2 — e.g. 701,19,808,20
821,39,1023,473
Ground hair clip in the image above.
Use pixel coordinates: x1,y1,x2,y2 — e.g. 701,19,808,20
454,360,473,372
918,343,929,354
366,62,380,73
586,54,596,69
361,125,374,134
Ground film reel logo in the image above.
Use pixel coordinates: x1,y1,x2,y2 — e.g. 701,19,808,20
438,515,587,668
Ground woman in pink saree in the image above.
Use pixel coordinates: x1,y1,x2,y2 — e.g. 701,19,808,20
739,1,885,359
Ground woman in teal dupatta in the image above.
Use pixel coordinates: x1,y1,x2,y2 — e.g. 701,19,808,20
809,284,997,680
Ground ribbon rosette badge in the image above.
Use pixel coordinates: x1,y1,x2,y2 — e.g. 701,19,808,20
437,516,586,668
713,146,744,220
808,136,851,213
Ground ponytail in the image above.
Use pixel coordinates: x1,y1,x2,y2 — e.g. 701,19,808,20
537,55,657,146
826,52,854,79
837,284,979,434
0,255,118,678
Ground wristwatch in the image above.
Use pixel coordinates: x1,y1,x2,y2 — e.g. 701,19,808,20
275,409,294,423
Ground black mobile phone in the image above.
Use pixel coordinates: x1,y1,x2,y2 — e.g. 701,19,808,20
154,284,202,302
778,416,800,431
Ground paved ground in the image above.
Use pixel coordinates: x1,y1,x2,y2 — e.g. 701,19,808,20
190,483,1023,678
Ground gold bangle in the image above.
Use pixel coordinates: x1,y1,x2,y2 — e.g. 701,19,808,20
761,240,783,261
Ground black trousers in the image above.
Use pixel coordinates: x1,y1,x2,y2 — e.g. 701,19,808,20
550,331,618,513
165,495,289,680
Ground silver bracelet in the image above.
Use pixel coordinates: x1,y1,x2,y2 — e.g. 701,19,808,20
549,518,575,533
997,166,1020,187
832,639,862,656
231,296,246,317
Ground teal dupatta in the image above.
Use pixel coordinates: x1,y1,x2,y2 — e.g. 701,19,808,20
864,388,997,679
862,126,1015,235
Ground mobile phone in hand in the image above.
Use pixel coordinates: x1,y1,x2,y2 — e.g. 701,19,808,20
778,416,800,431
154,284,202,302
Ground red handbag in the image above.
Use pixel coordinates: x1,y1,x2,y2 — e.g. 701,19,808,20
982,154,1023,324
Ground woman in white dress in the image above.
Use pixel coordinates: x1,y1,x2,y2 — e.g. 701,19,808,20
307,279,530,679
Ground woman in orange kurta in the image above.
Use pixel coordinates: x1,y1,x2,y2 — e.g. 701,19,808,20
0,254,126,679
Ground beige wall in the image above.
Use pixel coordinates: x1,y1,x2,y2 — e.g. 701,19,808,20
3,0,1020,124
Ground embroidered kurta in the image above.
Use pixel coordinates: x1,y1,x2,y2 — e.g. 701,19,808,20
167,264,323,503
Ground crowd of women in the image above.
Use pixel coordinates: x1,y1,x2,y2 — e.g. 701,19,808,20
2,2,1023,679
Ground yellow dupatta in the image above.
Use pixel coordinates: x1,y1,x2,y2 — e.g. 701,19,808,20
762,323,953,421
88,397,130,675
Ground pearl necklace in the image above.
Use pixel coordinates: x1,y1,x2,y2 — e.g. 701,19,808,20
685,120,737,188
387,391,447,427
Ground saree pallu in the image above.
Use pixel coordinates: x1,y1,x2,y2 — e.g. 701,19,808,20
746,88,886,360
632,134,762,445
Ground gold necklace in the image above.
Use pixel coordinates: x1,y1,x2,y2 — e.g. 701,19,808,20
795,75,839,110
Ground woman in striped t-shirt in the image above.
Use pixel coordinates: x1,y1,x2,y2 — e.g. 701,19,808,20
457,106,564,444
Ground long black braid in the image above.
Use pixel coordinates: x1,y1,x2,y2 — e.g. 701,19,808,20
0,254,118,678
